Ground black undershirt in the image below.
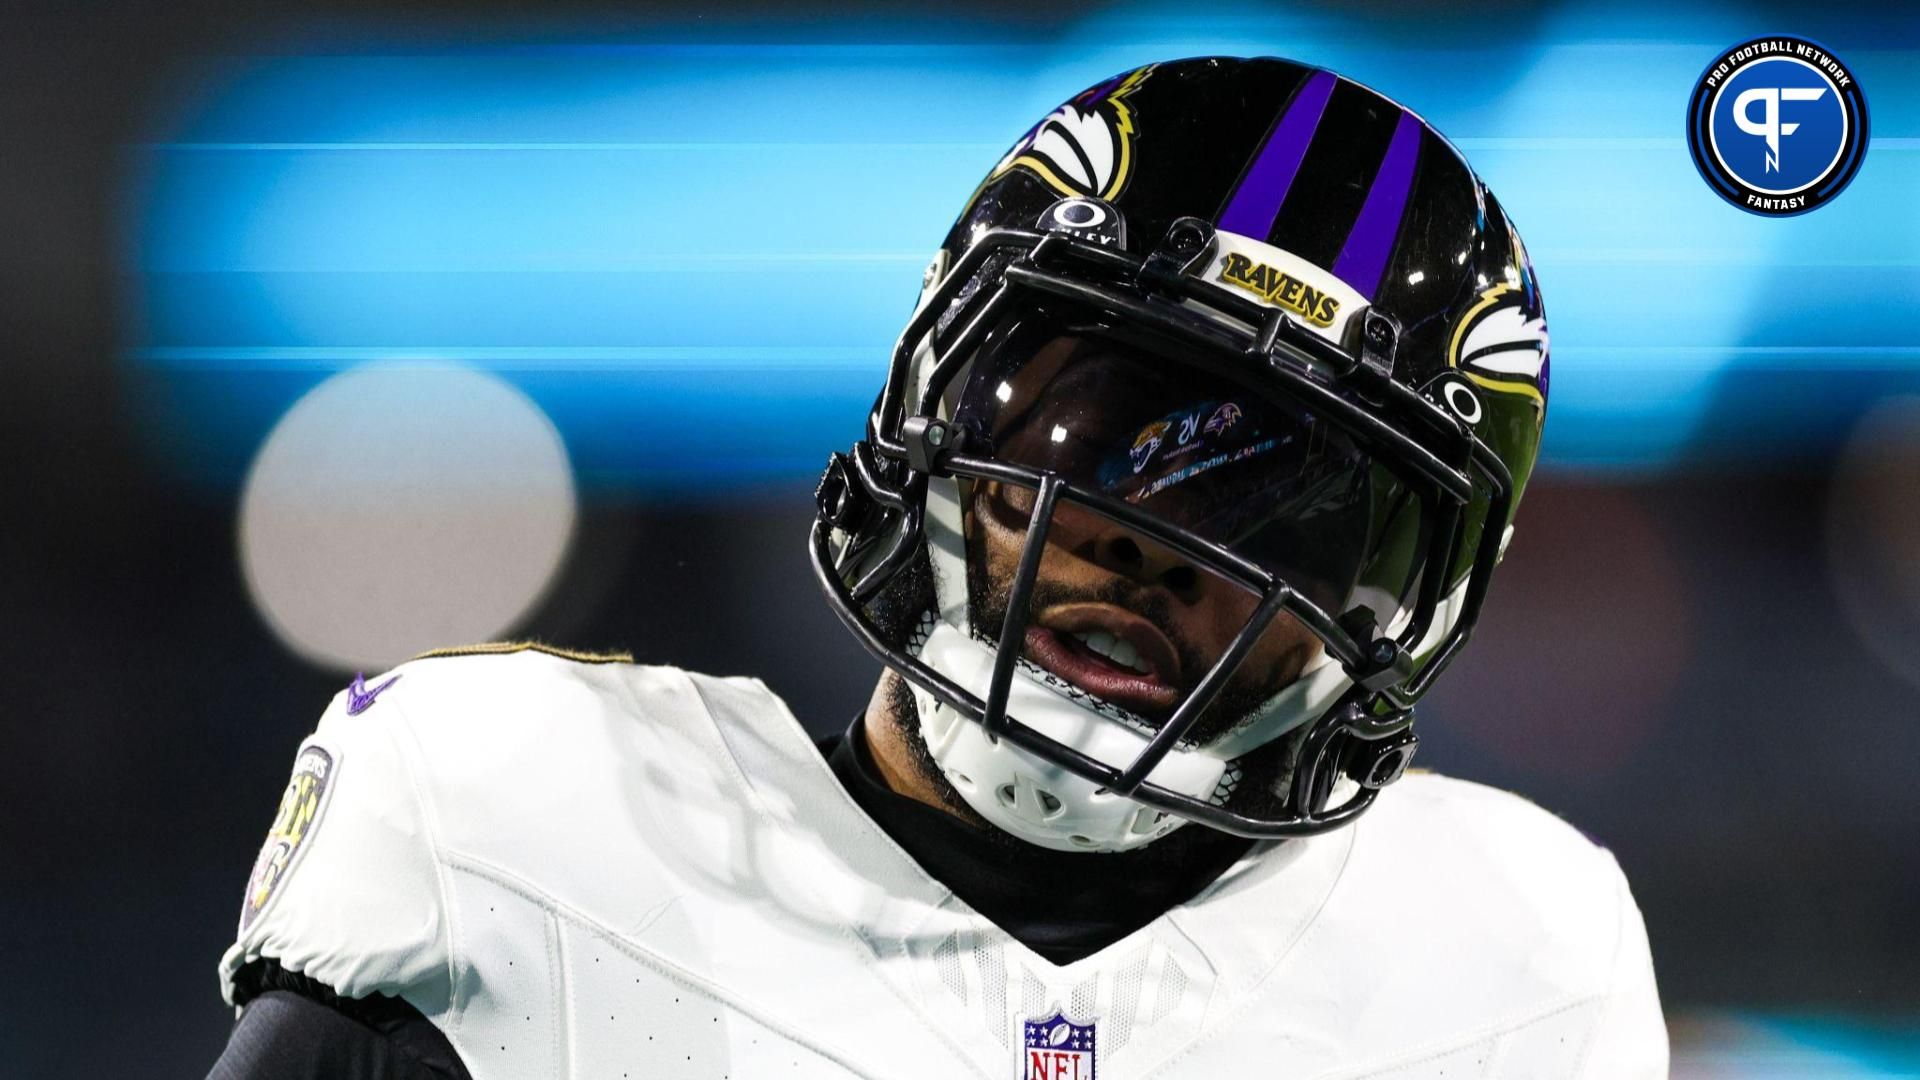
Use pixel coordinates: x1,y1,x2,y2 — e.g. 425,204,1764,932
820,714,1256,965
209,966,471,1080
208,712,1257,1077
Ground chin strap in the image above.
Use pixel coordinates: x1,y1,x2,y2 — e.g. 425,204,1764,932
908,622,1230,853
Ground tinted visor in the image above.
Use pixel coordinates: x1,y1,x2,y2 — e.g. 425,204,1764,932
950,310,1374,616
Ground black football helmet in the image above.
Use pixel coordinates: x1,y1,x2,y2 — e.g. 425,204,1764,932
813,57,1548,850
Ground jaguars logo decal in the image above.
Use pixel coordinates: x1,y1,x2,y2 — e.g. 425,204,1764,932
991,66,1153,201
239,743,337,932
1448,283,1550,410
1128,419,1170,473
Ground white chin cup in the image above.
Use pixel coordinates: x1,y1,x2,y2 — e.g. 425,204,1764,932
908,622,1228,853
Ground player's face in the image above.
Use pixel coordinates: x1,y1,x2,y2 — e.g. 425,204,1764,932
955,330,1370,746
966,484,1322,744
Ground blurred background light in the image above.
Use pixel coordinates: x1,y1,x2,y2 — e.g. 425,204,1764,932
238,363,575,670
122,5,1920,490
1672,1013,1920,1078
1827,395,1920,691
1425,484,1690,779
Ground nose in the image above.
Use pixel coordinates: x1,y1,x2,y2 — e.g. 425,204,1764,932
1082,526,1203,602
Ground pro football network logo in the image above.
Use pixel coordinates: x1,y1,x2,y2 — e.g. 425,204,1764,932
1685,35,1868,216
991,67,1152,201
1022,1011,1096,1079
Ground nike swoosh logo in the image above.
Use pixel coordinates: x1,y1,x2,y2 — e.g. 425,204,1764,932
345,672,401,716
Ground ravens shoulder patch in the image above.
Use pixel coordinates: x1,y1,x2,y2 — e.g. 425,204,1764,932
239,742,338,933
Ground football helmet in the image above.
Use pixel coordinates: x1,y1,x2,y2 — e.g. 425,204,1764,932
813,57,1548,851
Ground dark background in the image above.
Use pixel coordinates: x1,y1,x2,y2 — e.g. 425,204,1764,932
3,3,1918,1077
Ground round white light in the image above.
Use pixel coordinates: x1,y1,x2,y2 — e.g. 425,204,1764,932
239,363,576,673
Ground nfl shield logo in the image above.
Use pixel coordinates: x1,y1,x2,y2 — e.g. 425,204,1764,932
1022,1011,1097,1079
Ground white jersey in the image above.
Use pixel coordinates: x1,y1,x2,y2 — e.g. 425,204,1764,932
221,647,1667,1079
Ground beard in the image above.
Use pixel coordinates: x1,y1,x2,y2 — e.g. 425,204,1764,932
963,520,1298,748
878,669,1304,869
859,538,1308,859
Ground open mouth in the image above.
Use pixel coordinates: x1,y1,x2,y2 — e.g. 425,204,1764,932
1022,602,1184,717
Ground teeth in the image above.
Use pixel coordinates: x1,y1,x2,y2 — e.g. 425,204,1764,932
1107,636,1147,674
1070,629,1150,676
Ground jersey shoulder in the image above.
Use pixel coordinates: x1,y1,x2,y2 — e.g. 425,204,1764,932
1337,771,1637,999
358,642,784,805
219,643,764,1010
357,640,653,736
1361,769,1629,925
1244,771,1659,1075
347,643,812,916
1377,770,1616,866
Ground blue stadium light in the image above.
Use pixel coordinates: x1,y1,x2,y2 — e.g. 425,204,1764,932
126,6,1920,491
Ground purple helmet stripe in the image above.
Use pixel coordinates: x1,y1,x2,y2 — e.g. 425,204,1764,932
1217,69,1336,239
1331,110,1423,300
